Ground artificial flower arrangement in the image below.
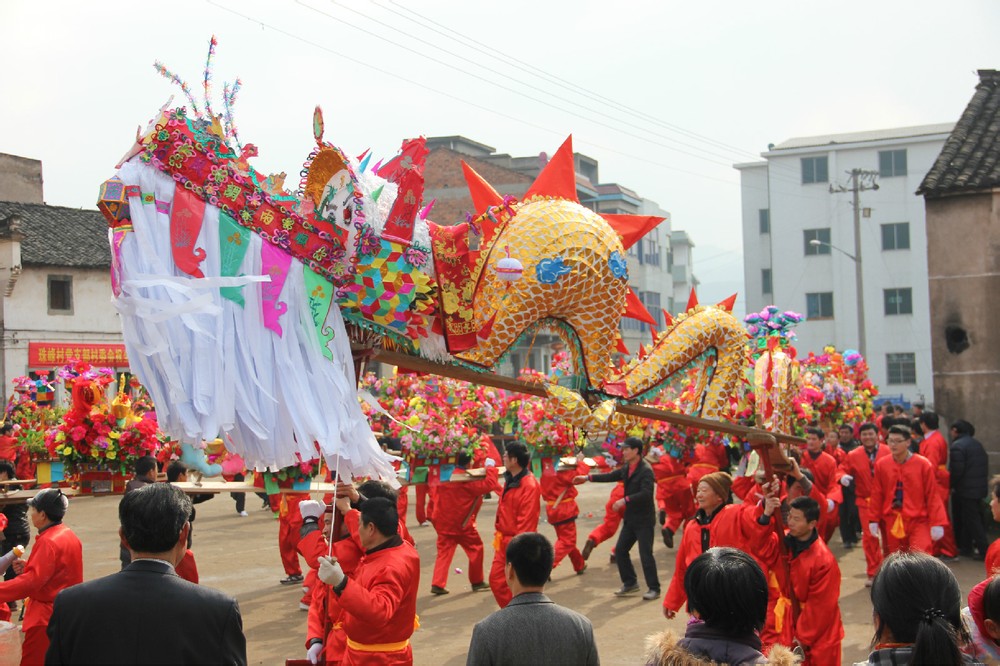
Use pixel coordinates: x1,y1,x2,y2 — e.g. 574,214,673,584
795,346,877,429
360,372,511,460
44,360,161,476
263,456,324,491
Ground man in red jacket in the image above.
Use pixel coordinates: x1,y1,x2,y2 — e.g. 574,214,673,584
540,458,587,575
839,422,890,584
488,442,541,608
918,411,957,559
687,437,729,486
799,427,842,542
302,481,413,665
650,447,694,549
869,424,948,556
0,488,82,666
782,496,844,666
429,453,499,594
317,497,419,665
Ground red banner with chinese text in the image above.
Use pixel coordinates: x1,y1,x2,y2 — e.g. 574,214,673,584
28,342,130,368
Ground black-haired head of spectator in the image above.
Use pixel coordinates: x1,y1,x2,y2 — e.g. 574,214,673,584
505,532,553,591
869,551,969,664
503,441,530,472
134,455,158,481
119,483,192,561
685,547,767,635
357,479,398,503
166,461,188,483
919,411,939,431
951,419,976,439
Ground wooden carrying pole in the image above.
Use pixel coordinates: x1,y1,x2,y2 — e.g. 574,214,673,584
372,348,805,447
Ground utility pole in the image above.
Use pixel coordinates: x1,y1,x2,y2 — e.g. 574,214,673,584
830,169,878,358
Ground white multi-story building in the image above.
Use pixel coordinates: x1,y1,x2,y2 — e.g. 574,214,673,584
735,123,954,405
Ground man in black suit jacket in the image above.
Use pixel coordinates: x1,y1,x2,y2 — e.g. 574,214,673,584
576,436,659,600
46,483,247,665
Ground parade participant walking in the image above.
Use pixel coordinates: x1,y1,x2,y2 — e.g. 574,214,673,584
316,497,420,665
430,453,499,594
467,532,599,666
838,423,889,585
165,461,212,584
581,455,624,563
302,480,413,665
277,490,311,585
540,457,587,575
799,428,842,542
661,472,774,619
488,441,541,608
119,455,157,570
781,496,844,666
687,435,729,486
836,424,862,547
869,424,948,556
950,419,990,559
46,484,245,665
918,411,957,558
0,489,82,666
650,446,694,549
575,437,659,600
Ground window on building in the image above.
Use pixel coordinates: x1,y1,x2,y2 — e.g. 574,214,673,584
881,222,910,251
879,149,907,178
666,249,674,270
762,269,772,295
804,228,832,255
884,288,913,315
643,232,660,267
806,292,834,319
643,291,662,327
48,275,73,314
759,209,770,234
801,156,829,184
886,353,916,384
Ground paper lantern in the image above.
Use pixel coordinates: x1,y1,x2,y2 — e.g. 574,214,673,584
494,246,523,282
97,176,131,226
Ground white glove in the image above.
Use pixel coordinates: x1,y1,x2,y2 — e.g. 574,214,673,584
484,458,497,468
869,523,880,538
299,500,325,521
931,525,944,541
826,499,836,514
317,555,345,586
840,475,853,486
307,642,324,664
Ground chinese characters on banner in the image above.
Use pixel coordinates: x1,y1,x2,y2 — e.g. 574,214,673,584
27,342,130,368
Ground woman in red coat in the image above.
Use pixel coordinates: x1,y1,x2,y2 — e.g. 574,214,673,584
0,489,83,666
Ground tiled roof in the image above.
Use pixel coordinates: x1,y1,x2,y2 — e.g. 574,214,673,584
0,201,110,268
919,70,1000,196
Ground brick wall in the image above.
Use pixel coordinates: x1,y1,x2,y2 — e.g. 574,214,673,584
424,148,532,225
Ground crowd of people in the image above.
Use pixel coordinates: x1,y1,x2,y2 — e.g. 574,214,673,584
0,403,998,664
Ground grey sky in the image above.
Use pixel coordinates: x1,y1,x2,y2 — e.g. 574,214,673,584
2,0,996,315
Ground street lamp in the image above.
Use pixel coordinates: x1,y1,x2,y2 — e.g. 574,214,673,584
808,238,866,358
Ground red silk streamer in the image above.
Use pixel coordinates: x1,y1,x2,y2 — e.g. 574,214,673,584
428,221,478,353
381,167,423,245
379,137,428,246
170,188,207,278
